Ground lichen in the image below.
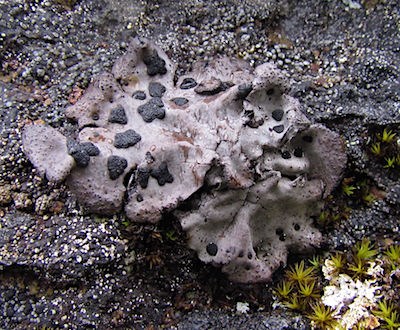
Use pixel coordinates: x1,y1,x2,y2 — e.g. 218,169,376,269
22,38,346,282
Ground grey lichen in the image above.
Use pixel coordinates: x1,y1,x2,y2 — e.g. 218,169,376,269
22,38,346,282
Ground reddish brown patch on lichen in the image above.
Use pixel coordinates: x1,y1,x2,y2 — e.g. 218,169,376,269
68,85,85,104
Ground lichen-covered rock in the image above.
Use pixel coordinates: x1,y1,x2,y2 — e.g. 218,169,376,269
22,38,346,282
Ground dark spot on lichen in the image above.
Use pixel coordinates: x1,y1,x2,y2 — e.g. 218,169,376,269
244,110,264,128
132,90,146,100
195,79,233,96
80,142,100,156
114,129,142,148
108,105,128,124
273,125,284,133
67,140,99,167
180,78,197,89
137,167,150,188
145,151,155,163
266,88,275,95
281,151,291,159
71,149,90,167
294,223,300,231
151,162,174,186
107,155,128,180
206,243,218,256
138,97,165,123
236,83,253,99
148,82,166,97
303,135,313,143
221,81,234,91
143,49,167,76
294,147,303,157
238,250,244,258
247,117,264,128
172,97,189,106
272,109,284,121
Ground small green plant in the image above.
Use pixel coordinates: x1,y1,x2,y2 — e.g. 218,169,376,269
329,252,346,273
396,155,400,166
373,300,400,330
286,260,316,283
362,192,376,204
347,239,378,277
384,244,400,263
275,280,293,299
307,303,338,330
348,258,368,277
164,229,178,241
342,183,357,196
309,255,322,270
384,244,400,270
370,142,382,156
298,280,320,300
353,238,378,262
380,128,397,144
283,294,304,311
384,157,396,169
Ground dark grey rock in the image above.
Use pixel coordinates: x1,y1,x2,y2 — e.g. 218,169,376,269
176,311,310,330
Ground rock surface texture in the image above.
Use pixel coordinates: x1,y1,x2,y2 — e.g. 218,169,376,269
22,38,346,282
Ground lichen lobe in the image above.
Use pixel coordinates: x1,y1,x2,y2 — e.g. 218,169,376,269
21,38,346,283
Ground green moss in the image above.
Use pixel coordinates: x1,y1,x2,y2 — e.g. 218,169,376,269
275,280,293,299
367,126,399,172
328,252,346,273
384,157,396,168
274,238,400,330
370,142,382,156
352,238,378,262
307,303,338,330
380,128,397,144
286,260,316,283
373,300,400,330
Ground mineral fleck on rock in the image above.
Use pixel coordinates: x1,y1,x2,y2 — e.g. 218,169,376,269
22,38,346,283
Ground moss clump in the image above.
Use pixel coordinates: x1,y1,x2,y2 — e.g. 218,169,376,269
273,240,400,329
367,126,399,173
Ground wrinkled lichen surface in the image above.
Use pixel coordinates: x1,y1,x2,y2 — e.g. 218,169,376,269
22,38,346,282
